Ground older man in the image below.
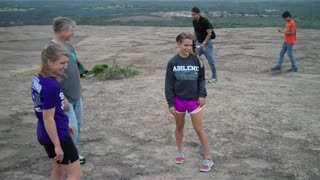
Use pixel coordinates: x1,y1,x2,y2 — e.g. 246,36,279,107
48,17,86,164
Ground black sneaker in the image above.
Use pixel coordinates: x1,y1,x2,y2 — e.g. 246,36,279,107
79,155,86,165
271,66,281,72
287,68,298,72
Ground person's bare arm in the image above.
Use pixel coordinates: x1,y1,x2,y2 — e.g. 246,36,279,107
199,29,212,49
203,29,212,44
285,29,295,35
169,107,176,116
63,98,69,112
199,97,206,107
43,108,64,162
278,28,295,35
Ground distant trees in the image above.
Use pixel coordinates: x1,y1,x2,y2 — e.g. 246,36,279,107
0,0,319,29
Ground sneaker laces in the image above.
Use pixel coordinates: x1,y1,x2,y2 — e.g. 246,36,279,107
202,159,210,166
176,152,184,158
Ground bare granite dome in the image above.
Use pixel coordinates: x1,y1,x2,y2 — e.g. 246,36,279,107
0,26,320,179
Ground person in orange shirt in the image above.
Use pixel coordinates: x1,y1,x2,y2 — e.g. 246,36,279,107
271,11,298,72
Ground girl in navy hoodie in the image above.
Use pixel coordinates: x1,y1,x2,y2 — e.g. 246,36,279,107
165,32,214,172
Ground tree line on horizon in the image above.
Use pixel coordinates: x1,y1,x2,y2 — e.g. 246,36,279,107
0,0,319,29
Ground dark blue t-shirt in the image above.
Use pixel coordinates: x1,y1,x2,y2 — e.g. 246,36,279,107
31,76,69,143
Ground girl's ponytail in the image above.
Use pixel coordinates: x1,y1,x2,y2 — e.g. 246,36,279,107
192,40,204,68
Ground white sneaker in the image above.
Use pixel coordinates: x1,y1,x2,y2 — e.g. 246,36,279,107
79,155,86,164
207,78,217,83
175,152,184,164
200,159,214,172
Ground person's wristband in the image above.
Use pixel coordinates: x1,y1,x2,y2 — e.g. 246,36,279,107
202,42,206,45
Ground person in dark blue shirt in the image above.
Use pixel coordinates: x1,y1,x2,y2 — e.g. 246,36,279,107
31,44,82,179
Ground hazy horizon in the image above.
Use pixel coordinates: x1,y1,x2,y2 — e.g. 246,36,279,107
1,0,319,29
1,0,320,1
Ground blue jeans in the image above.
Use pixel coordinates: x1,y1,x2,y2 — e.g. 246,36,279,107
65,98,83,145
277,42,297,69
196,39,217,79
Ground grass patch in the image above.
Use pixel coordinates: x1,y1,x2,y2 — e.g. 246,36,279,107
87,64,139,80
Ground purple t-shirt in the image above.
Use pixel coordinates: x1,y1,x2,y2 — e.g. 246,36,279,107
31,76,69,143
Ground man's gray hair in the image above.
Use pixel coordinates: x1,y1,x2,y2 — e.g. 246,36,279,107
53,16,76,32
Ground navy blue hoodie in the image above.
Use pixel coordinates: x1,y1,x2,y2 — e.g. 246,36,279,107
165,53,207,107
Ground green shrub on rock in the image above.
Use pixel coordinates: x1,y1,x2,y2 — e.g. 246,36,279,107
87,64,139,80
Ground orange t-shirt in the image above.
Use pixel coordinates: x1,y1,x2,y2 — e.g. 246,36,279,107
284,20,297,44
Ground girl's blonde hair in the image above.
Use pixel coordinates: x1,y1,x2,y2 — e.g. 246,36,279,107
38,44,69,80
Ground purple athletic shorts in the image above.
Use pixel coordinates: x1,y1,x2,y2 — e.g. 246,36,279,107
174,96,203,114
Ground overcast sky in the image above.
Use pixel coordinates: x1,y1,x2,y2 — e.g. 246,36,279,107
1,0,319,1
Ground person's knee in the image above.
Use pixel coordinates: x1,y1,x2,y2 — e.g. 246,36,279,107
52,164,64,178
194,126,205,135
280,51,286,56
72,169,83,179
76,169,83,179
176,124,184,132
208,59,215,65
287,51,294,58
288,54,294,59
67,173,82,180
67,166,82,180
54,170,64,178
204,53,214,63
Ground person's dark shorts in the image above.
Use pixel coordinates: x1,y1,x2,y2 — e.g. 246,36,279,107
39,136,79,165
